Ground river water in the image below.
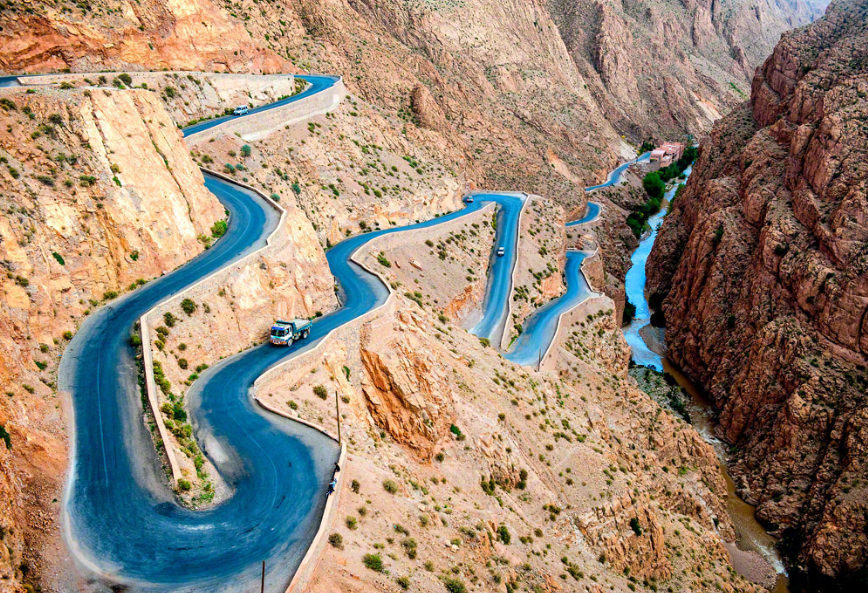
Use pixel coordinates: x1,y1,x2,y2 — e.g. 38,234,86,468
622,167,790,592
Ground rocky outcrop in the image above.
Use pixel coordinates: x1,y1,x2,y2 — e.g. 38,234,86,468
647,0,868,585
0,0,286,73
0,86,223,589
360,309,455,460
548,0,828,140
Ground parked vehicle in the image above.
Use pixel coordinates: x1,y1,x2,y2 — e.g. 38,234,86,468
463,196,474,204
269,319,312,345
233,105,250,116
497,246,505,257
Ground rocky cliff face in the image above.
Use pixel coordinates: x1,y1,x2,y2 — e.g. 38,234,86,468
0,86,223,587
0,0,286,73
647,0,868,586
2,0,824,208
548,0,829,140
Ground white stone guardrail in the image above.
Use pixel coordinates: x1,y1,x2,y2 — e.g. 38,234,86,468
185,75,346,143
538,228,605,372
138,168,288,487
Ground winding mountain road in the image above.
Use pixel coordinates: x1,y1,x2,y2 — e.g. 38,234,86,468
46,69,652,591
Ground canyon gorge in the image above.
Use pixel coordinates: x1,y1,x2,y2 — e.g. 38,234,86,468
0,0,860,592
647,0,868,588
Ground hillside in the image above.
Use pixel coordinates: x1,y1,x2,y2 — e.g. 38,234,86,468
647,0,868,587
1,0,827,204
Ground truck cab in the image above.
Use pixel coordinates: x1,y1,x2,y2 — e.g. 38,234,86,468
269,319,312,345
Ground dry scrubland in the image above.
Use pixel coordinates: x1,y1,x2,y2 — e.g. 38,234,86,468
0,65,776,593
249,222,766,593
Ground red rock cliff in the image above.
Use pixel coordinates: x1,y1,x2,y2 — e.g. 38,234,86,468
647,0,868,586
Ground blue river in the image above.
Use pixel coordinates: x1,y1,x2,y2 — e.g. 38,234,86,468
622,166,692,370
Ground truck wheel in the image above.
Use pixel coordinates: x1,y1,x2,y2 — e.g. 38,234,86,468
302,330,309,339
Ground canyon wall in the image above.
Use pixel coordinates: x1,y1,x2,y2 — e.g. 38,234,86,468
2,0,825,209
0,86,224,586
647,0,868,586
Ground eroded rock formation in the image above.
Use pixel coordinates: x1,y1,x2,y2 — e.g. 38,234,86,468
647,0,868,584
360,309,456,459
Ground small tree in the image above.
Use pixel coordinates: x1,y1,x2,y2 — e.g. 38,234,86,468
642,171,664,200
240,144,251,157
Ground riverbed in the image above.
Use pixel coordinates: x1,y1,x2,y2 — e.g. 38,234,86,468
622,168,790,592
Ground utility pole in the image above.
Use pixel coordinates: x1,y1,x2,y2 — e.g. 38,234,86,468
335,389,342,444
260,560,265,593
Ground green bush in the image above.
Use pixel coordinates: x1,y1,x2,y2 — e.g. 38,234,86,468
52,252,65,266
642,171,664,200
172,402,187,422
328,533,343,548
362,553,384,572
181,298,197,315
383,479,399,494
622,301,636,325
177,479,192,491
313,385,328,399
497,524,511,544
240,144,251,157
443,577,466,593
211,220,228,238
376,252,391,268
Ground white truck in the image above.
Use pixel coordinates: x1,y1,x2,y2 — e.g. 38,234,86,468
269,319,312,346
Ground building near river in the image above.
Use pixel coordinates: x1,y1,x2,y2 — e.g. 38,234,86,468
649,142,685,168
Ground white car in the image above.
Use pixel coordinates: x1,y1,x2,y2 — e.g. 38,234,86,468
463,196,474,204
497,246,505,257
233,105,250,116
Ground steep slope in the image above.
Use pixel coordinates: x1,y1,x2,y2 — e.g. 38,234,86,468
0,0,286,73
0,85,225,587
548,0,830,139
647,0,868,587
1,0,825,207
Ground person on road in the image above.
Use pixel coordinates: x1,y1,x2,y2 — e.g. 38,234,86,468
327,477,337,495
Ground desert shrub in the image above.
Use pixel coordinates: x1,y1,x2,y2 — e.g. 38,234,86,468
383,479,399,494
211,220,228,238
497,524,511,544
313,385,328,399
180,298,197,315
362,553,383,572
